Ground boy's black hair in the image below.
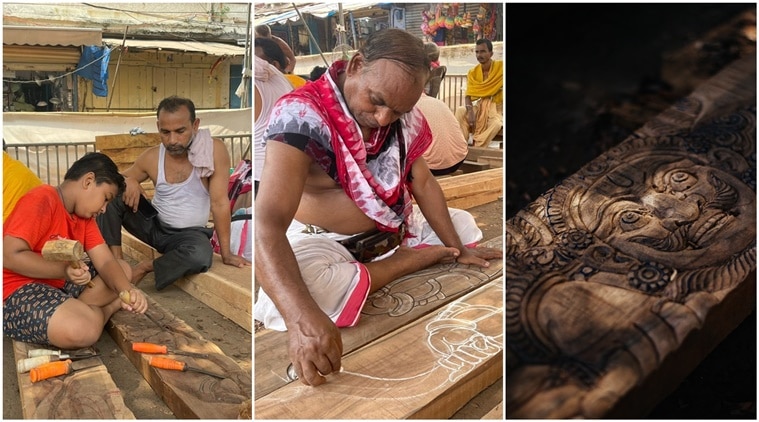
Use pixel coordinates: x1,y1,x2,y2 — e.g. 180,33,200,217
156,96,197,122
64,152,126,195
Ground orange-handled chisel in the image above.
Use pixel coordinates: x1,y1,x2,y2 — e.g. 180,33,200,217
29,358,101,383
148,356,225,379
132,342,208,358
29,360,72,382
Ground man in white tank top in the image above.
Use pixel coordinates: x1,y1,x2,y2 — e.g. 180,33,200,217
96,96,250,290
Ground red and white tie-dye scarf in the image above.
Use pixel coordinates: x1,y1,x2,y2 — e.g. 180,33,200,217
274,60,432,232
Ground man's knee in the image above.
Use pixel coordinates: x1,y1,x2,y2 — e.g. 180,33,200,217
48,315,102,348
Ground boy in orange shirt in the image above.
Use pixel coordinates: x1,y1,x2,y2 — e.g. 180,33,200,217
3,152,148,348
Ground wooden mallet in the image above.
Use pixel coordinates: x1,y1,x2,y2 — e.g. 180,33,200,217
41,239,94,288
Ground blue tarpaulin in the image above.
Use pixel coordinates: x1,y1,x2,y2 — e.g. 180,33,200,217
74,45,110,97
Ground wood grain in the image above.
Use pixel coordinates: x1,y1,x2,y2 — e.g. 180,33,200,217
436,167,503,209
121,230,252,332
12,340,135,419
106,293,251,419
505,53,756,418
255,278,503,419
254,236,503,400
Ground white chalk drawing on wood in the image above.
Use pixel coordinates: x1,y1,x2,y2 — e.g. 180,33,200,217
260,282,503,402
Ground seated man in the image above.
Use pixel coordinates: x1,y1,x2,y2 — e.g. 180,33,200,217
454,39,503,147
4,152,147,349
254,29,501,386
255,37,307,89
416,92,469,176
254,56,294,196
96,96,249,290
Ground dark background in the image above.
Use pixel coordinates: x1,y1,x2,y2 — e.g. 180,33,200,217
505,3,756,418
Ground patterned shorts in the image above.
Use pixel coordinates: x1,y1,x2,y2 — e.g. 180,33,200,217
3,280,87,345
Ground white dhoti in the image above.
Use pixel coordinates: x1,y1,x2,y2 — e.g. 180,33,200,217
254,206,483,331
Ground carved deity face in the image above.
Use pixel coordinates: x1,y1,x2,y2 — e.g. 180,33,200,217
580,154,755,268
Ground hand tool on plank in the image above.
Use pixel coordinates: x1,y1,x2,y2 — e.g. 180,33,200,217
18,351,101,373
132,342,209,358
29,359,101,382
28,347,99,358
149,356,226,379
41,239,94,288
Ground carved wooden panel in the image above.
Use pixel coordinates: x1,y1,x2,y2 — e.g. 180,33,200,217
255,237,503,400
506,54,756,418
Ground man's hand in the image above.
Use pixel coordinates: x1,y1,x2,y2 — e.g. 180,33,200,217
122,177,147,212
287,310,343,386
221,253,250,268
455,246,502,268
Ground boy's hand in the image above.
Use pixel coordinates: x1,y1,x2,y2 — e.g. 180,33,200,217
119,288,148,314
65,262,92,286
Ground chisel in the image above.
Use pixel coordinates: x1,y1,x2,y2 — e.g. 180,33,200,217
148,356,226,379
17,351,101,373
132,342,209,358
29,359,101,383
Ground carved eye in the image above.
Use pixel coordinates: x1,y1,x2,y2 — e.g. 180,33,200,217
666,170,697,192
618,210,651,232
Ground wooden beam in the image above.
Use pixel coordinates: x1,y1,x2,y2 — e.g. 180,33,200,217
482,402,504,419
436,168,503,209
106,293,252,419
466,146,502,162
121,230,252,332
255,278,503,419
505,54,756,418
12,340,135,419
255,237,503,399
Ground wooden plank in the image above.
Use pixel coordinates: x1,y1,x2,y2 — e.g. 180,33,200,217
106,293,252,419
505,54,756,418
255,278,503,419
460,160,490,173
481,402,503,419
95,133,160,151
174,254,252,332
254,236,503,399
437,168,503,209
12,340,135,419
477,155,503,168
121,230,252,332
466,146,502,162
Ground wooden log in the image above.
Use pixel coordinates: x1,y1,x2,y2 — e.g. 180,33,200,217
255,278,503,419
12,340,135,419
255,237,503,399
121,230,252,332
437,167,503,209
505,54,756,418
106,293,252,419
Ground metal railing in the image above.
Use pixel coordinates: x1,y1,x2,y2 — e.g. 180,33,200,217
6,134,252,186
439,74,468,112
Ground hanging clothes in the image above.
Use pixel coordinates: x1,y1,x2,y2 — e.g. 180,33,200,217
75,45,111,97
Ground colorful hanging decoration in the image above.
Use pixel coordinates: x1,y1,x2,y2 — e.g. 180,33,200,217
420,3,497,39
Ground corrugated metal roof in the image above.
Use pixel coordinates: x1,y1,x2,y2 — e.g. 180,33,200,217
102,38,246,56
254,3,385,26
3,25,102,47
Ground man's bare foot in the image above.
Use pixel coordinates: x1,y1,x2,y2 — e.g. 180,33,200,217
364,245,459,293
131,260,154,286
